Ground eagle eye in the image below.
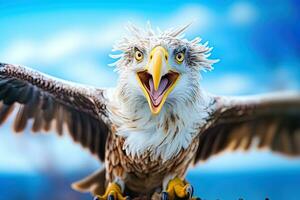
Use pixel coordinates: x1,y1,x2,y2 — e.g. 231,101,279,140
134,49,144,62
175,52,184,64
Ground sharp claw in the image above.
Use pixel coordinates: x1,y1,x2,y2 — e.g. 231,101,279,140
125,196,131,200
108,194,115,200
161,192,169,200
185,184,194,198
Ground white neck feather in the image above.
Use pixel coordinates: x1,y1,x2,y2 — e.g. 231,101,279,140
106,87,213,162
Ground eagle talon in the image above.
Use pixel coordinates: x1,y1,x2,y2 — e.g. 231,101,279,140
161,191,169,200
125,196,131,200
94,182,128,200
108,194,115,200
185,184,194,198
164,177,197,200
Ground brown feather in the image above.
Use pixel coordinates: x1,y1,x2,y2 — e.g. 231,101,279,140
13,105,29,133
32,109,44,132
0,103,15,125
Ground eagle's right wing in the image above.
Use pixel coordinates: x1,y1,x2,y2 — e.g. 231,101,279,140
0,63,111,161
194,93,300,163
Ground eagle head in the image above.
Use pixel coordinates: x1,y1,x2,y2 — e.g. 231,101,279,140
111,23,217,115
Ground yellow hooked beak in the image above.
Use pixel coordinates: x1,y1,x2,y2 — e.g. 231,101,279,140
136,46,180,115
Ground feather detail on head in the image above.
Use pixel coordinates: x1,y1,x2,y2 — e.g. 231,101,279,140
110,22,218,71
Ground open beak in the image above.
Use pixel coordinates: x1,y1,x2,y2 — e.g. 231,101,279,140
136,46,180,114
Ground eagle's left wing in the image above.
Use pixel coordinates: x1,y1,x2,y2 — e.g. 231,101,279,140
194,93,300,163
0,63,110,161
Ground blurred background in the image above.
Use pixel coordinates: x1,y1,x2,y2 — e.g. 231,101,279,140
0,0,299,200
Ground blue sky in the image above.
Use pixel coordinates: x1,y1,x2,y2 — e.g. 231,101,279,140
0,0,299,176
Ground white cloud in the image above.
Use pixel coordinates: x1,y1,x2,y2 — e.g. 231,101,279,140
2,40,36,64
42,31,86,61
160,4,214,34
228,2,258,25
62,60,117,87
204,74,253,95
0,21,126,65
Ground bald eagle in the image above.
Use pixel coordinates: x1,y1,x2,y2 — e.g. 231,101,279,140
0,24,299,200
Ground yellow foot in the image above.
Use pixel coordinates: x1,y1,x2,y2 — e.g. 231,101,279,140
161,177,199,200
94,183,130,200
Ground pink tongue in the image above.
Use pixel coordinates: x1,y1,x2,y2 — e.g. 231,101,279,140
149,78,169,106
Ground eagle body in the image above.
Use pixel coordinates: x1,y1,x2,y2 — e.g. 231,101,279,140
105,131,199,195
0,23,299,200
102,86,208,195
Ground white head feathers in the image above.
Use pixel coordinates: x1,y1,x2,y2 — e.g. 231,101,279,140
110,22,218,72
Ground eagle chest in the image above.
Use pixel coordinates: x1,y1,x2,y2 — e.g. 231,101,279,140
105,132,199,182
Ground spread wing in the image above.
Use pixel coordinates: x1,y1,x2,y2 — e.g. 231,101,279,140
194,93,300,163
0,63,110,161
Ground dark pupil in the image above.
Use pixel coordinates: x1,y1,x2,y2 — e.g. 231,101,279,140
177,54,182,59
137,52,141,58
